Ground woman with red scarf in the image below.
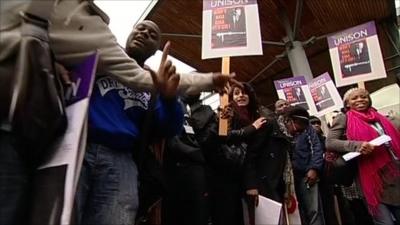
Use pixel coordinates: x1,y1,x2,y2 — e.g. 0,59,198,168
326,88,400,225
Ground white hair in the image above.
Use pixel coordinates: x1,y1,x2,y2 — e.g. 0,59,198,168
342,87,370,109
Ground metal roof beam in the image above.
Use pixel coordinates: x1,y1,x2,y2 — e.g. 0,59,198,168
293,0,304,40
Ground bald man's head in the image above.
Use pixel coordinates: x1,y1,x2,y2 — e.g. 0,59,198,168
126,20,161,64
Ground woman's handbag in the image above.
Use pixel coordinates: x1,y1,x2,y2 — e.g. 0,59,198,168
219,142,247,166
324,151,357,186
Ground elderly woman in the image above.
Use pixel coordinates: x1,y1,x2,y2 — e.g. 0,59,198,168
326,88,400,225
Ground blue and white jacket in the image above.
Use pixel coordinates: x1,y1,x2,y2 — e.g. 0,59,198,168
88,76,184,150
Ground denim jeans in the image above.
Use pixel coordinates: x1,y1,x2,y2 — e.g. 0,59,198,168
372,203,400,225
294,174,325,225
76,143,139,225
0,131,32,225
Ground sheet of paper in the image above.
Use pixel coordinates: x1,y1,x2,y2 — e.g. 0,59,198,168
242,195,282,225
343,152,360,161
369,134,391,146
343,135,392,161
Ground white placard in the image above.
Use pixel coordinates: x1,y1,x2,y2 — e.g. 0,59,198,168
327,21,386,87
309,72,343,117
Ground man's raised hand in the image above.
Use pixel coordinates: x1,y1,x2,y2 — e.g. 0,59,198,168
151,41,180,99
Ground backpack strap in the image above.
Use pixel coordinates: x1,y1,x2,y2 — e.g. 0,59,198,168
25,0,55,22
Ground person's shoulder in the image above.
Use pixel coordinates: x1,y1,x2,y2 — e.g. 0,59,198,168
333,113,347,125
88,1,110,24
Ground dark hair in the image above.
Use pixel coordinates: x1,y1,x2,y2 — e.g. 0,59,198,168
309,115,321,125
229,82,259,127
285,105,309,125
180,93,201,106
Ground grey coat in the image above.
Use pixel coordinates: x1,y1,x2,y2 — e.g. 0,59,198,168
0,0,214,95
325,113,363,153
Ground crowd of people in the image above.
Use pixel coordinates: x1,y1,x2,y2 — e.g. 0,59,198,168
1,1,400,225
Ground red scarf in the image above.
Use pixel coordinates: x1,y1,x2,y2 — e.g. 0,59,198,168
232,102,253,127
346,108,400,214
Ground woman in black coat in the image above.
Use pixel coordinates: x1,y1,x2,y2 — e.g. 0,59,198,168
243,117,291,204
195,83,266,225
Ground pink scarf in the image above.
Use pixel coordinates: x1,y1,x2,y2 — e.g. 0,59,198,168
346,108,400,214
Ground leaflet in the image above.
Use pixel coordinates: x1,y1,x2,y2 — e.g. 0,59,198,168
343,134,391,161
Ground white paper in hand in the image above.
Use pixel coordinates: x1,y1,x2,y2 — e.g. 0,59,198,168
369,134,391,146
242,195,282,225
342,135,392,161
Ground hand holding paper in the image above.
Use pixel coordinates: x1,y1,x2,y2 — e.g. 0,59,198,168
343,134,391,161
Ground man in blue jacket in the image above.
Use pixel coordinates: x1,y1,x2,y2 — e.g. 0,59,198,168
285,106,325,225
75,20,184,225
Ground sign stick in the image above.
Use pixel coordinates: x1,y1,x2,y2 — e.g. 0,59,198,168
357,81,365,89
219,56,230,136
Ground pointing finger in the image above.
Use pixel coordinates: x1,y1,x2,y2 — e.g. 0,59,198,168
160,41,171,65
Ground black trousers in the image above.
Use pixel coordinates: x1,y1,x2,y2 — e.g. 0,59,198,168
208,171,244,225
319,177,340,225
335,188,374,225
162,162,208,225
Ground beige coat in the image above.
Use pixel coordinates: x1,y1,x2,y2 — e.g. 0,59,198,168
0,0,214,95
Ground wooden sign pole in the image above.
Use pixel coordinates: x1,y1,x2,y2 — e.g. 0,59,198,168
219,56,230,136
357,81,365,89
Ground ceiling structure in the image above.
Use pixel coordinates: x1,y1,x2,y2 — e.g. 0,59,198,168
146,0,400,108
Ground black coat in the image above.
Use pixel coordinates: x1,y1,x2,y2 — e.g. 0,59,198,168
164,102,213,164
243,119,292,202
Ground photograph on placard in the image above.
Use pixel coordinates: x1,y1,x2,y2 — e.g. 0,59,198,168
211,6,247,49
311,84,335,111
338,39,371,78
283,86,308,110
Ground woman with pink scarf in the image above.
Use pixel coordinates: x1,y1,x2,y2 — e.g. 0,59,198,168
326,88,400,225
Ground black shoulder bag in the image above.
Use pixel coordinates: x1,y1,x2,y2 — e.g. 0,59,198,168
6,0,67,165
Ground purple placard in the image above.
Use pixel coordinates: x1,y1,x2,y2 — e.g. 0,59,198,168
203,0,257,10
273,76,307,90
65,53,98,105
309,72,331,89
327,21,376,48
